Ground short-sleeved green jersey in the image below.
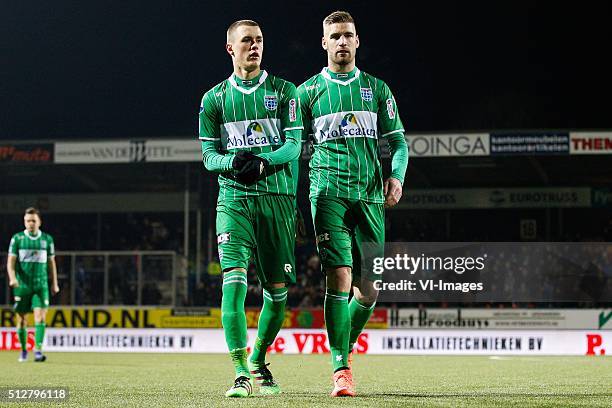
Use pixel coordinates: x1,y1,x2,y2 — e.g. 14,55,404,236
298,67,405,203
199,70,303,200
8,230,55,288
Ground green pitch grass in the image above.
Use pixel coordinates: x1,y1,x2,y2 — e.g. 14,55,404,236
0,353,610,407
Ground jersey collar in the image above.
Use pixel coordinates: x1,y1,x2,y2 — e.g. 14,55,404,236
228,70,268,95
23,230,42,240
321,67,361,86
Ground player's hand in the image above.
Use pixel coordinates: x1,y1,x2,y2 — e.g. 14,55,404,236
234,154,268,185
383,177,403,208
52,283,60,295
232,151,257,171
9,278,19,288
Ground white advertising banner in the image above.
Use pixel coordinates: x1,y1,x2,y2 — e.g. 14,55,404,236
570,132,612,155
55,140,200,164
1,328,608,356
405,133,490,157
388,309,612,330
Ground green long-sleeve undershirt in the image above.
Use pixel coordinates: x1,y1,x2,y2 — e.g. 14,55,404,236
387,132,409,185
201,129,302,173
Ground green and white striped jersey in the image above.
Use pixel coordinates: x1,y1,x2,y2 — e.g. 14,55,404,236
8,230,55,289
199,70,303,200
298,67,405,203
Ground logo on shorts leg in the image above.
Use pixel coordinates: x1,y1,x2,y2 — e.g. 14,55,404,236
284,264,292,273
218,248,224,261
217,232,231,244
316,232,330,244
14,296,21,301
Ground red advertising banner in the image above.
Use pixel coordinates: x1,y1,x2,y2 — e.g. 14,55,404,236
0,144,54,164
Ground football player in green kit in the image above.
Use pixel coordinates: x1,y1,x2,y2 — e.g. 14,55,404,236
198,20,303,397
298,11,409,397
7,207,60,362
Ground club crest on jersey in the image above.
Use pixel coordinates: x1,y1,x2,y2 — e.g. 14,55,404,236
360,87,373,102
264,94,278,110
386,98,396,119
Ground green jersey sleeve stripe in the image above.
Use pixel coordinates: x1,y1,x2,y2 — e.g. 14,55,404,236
381,129,405,137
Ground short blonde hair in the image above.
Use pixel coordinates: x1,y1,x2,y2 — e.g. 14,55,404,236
226,19,260,42
323,10,355,27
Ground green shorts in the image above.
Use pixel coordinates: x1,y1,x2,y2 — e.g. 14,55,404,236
216,195,296,285
311,196,385,282
13,284,49,313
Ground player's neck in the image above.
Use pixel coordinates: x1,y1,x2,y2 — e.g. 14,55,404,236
327,61,356,74
25,229,40,237
234,66,261,81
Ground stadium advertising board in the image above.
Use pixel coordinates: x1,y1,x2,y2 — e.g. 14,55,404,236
0,193,199,213
388,309,612,330
54,140,199,163
1,329,608,355
0,143,53,164
399,188,591,209
404,134,490,157
570,132,612,154
490,132,569,155
592,188,612,207
0,307,387,329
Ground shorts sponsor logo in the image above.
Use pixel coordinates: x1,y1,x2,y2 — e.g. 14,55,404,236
288,98,297,122
218,248,224,261
386,98,396,119
284,264,292,273
360,87,373,102
14,297,21,301
217,232,231,244
316,232,330,244
264,95,278,111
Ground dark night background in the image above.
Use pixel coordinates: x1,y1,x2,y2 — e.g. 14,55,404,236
1,0,611,140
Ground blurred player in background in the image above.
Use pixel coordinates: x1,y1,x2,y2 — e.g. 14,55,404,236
199,20,303,397
298,11,409,397
7,207,59,362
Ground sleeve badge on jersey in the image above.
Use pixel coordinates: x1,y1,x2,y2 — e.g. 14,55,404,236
386,98,396,119
264,94,278,111
360,88,373,102
288,98,297,122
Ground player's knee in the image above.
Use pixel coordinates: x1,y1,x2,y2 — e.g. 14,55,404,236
353,283,379,306
326,267,351,291
354,291,378,307
16,313,27,328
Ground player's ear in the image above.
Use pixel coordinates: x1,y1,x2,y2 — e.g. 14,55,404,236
355,34,360,49
321,36,327,50
226,43,234,57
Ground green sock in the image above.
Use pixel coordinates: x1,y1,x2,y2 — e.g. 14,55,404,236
17,327,27,352
35,323,45,350
250,287,288,363
221,271,249,377
324,288,350,372
348,297,376,351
